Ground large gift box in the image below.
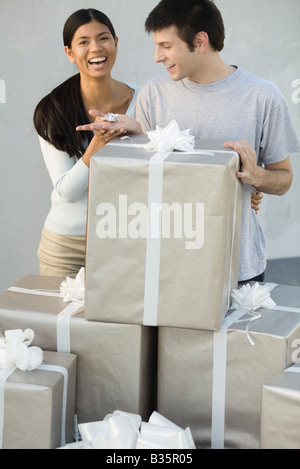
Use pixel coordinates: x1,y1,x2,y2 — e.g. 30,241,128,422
85,125,242,331
1,349,76,449
156,283,300,449
0,275,157,424
260,363,300,449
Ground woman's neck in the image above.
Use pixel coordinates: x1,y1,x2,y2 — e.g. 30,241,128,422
80,75,115,120
80,74,134,120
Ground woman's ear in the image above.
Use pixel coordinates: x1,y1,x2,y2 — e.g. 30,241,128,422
64,46,76,63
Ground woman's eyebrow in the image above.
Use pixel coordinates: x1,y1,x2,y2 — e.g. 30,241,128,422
76,32,111,41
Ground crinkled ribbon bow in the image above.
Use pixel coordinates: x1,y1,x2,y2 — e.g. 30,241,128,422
60,267,85,305
0,329,43,371
230,282,276,346
230,282,276,311
60,410,195,449
143,119,195,153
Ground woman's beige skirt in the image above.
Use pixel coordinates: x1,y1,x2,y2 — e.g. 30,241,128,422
37,227,86,278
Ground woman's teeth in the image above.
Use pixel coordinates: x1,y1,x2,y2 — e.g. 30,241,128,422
89,57,107,65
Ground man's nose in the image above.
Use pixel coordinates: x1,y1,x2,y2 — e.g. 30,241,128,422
154,46,164,63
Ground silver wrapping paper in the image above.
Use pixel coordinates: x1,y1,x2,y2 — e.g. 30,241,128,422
2,350,76,449
0,275,157,424
260,363,300,449
85,136,242,331
157,284,300,449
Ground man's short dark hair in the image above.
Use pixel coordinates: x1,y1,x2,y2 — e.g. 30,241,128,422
145,0,225,52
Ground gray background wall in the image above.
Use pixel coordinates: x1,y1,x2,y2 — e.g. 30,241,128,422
0,0,299,293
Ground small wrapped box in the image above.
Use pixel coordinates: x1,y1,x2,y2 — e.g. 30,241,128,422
1,349,76,449
85,124,242,331
260,363,300,449
0,274,157,424
156,283,300,449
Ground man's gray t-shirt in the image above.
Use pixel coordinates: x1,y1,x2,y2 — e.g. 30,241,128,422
135,67,300,281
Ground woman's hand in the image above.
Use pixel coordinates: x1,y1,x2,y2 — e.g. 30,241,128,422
251,191,264,214
76,109,143,134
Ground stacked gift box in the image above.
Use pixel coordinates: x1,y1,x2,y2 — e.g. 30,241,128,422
1,124,300,449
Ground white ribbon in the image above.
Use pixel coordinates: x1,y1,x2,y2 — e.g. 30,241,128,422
211,308,249,449
58,268,85,352
60,410,195,450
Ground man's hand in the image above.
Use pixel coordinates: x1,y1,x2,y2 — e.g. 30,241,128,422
223,139,293,196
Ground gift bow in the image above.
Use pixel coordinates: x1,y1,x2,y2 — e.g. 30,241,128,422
60,267,85,305
143,119,195,153
62,410,195,449
0,329,43,371
230,282,276,311
230,282,276,346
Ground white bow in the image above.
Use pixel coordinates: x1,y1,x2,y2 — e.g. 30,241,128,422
60,267,85,305
63,410,196,450
230,283,276,346
0,329,43,371
230,282,276,311
143,119,195,153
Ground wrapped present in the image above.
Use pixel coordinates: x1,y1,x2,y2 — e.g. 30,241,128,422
59,410,195,450
260,363,300,449
156,282,300,449
0,274,157,424
0,329,76,449
85,120,242,331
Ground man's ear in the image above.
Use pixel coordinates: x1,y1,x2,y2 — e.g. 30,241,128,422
195,31,209,51
64,46,76,63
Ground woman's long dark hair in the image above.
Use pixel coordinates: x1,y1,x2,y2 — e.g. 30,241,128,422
33,9,116,158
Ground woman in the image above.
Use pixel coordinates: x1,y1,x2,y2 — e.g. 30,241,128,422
34,8,141,277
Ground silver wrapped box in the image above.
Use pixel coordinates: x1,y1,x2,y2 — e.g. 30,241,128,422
86,135,242,331
156,283,300,449
0,275,157,424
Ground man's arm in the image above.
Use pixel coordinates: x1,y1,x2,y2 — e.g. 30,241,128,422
223,139,293,195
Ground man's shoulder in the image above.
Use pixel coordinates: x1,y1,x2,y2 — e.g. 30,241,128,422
238,68,282,95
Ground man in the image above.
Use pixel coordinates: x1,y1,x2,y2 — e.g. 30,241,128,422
77,0,300,283
133,0,300,283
